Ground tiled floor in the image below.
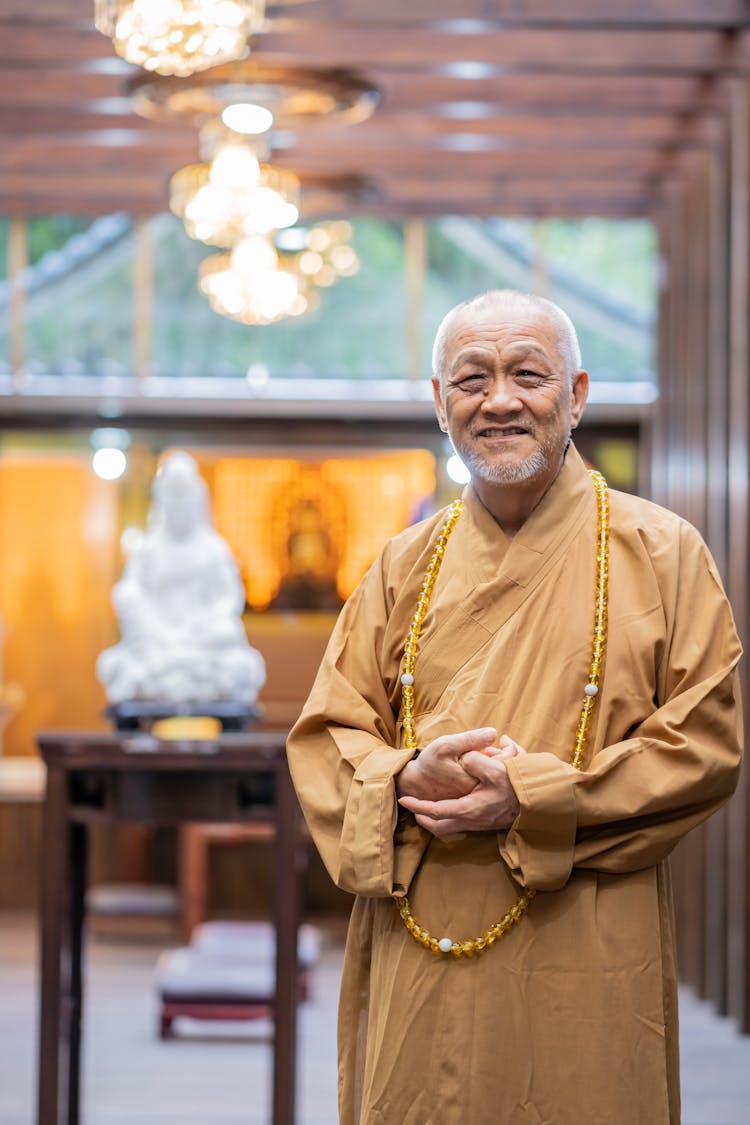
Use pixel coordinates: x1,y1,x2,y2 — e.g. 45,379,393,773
2,910,750,1124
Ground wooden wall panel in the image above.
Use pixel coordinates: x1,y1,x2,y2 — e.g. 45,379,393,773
725,79,750,1032
655,78,750,1030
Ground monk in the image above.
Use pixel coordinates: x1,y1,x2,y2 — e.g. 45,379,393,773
286,289,743,1124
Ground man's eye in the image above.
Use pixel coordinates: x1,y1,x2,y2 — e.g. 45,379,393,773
516,369,543,382
458,373,485,387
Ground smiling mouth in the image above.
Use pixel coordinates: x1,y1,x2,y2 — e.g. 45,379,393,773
474,426,530,439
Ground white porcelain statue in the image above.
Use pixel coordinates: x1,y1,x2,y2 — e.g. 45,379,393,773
97,451,266,707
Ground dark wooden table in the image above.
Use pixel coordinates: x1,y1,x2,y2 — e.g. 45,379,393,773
36,730,306,1125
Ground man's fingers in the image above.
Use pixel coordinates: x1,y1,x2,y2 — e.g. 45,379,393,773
459,751,510,782
414,814,462,837
426,727,498,757
499,736,527,756
399,794,474,820
481,737,527,759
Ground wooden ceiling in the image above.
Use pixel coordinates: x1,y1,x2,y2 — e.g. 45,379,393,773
1,0,749,220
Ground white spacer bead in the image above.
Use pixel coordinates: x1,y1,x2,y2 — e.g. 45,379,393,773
584,683,599,697
401,673,415,686
438,937,453,953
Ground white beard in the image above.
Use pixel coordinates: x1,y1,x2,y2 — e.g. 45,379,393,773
460,444,551,485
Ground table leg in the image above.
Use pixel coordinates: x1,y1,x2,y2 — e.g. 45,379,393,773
37,766,70,1125
272,761,302,1125
67,821,87,1125
178,824,209,940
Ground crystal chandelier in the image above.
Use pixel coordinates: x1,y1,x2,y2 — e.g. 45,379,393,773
199,221,359,325
170,132,300,245
94,0,266,77
199,235,305,324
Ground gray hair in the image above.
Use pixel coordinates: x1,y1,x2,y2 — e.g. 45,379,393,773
431,289,582,384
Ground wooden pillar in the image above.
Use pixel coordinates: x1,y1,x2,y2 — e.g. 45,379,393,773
8,217,26,385
404,218,426,381
653,134,744,1016
133,216,152,381
664,159,711,997
702,135,732,1014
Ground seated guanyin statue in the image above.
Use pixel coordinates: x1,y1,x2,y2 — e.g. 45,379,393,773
97,451,266,708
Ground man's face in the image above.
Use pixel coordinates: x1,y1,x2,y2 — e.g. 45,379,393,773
432,306,588,489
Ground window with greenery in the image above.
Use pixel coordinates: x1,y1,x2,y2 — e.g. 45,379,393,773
424,217,657,384
23,215,134,376
1,213,657,389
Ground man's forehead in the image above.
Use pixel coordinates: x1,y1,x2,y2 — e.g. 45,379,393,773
452,304,556,338
447,309,564,361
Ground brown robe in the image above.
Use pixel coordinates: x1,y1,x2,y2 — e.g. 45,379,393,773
287,446,743,1125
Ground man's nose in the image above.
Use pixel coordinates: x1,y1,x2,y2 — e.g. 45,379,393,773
481,375,523,413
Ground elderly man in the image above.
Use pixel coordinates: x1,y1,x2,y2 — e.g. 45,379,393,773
287,290,742,1124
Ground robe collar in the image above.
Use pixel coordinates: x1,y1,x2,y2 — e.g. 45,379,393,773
461,442,594,589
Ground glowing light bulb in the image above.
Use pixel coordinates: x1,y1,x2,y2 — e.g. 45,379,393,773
92,448,127,481
222,103,274,134
446,453,471,485
209,145,260,189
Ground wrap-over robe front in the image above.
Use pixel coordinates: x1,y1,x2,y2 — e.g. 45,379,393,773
287,446,743,1125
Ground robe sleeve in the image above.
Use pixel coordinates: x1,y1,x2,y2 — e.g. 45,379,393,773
499,521,743,892
286,548,429,898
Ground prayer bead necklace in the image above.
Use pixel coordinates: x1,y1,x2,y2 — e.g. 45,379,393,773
396,469,610,957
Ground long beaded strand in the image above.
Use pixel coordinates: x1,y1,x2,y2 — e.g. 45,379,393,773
396,469,610,957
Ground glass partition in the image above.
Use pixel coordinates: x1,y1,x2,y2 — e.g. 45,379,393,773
1,212,657,391
24,215,134,376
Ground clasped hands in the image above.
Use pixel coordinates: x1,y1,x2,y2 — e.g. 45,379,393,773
395,727,525,838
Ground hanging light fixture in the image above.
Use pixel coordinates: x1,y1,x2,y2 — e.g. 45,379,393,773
94,0,266,77
128,60,380,128
199,234,306,324
199,221,360,326
170,124,300,245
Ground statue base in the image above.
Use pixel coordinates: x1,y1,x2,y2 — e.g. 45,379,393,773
105,700,262,733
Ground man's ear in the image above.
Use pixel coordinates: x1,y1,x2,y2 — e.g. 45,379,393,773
569,370,589,430
432,377,448,433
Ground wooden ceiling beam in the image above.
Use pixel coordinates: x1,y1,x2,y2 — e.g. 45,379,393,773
0,195,655,220
0,70,122,105
370,199,657,219
1,0,747,29
256,23,750,74
0,152,668,188
0,111,719,149
0,191,658,221
0,24,748,74
272,147,667,175
0,170,163,200
0,27,114,63
273,116,718,149
0,67,729,118
0,135,198,168
315,0,750,27
376,72,730,112
0,108,179,133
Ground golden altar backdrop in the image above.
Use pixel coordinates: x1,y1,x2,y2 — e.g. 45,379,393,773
0,445,436,756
